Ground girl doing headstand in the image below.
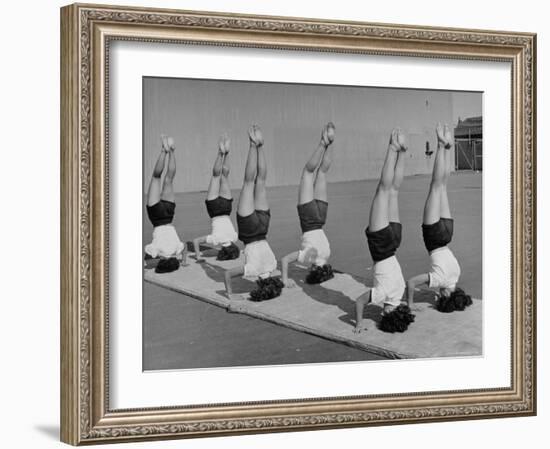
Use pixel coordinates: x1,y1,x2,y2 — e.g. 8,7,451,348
281,122,336,287
354,128,415,334
193,134,239,261
406,123,472,313
144,135,186,272
224,125,282,301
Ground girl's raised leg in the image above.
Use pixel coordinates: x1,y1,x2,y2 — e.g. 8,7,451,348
423,123,448,225
439,124,453,219
147,135,168,207
298,123,332,205
160,137,176,203
313,122,336,202
206,135,228,201
368,129,401,232
388,134,406,223
237,126,259,217
220,149,232,200
252,125,269,211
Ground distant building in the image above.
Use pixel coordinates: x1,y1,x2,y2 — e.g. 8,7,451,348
455,116,483,139
454,116,483,171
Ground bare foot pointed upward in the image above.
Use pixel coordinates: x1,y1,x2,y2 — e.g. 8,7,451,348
160,134,170,153
166,136,176,152
248,124,264,147
218,133,230,155
389,128,400,152
389,128,407,152
436,122,451,149
395,127,408,152
321,122,336,147
443,124,453,149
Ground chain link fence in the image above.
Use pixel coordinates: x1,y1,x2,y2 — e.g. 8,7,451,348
455,138,483,171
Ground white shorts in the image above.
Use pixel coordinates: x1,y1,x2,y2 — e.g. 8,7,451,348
370,255,406,307
145,224,184,258
206,215,238,247
428,246,461,290
243,240,277,279
297,229,331,266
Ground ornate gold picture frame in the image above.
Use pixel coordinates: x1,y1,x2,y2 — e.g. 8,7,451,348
60,3,536,445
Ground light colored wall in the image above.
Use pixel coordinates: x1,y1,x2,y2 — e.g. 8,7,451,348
143,78,464,193
451,91,483,125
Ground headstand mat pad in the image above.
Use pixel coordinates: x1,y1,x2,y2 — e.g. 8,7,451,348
144,245,482,359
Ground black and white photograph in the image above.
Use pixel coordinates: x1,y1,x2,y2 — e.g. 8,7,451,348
142,77,483,370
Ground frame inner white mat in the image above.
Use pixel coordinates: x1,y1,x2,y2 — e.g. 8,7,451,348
109,41,511,409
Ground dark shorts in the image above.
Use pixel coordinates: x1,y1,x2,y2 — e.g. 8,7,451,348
297,199,328,233
146,200,175,227
237,210,271,245
365,222,402,263
205,196,233,218
422,218,454,253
